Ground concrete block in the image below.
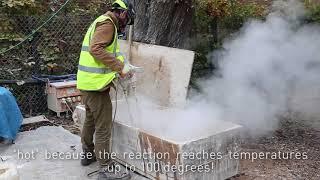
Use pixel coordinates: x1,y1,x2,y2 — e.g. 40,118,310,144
113,121,241,180
72,106,86,131
74,105,242,180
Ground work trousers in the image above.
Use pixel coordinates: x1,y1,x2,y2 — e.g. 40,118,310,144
80,88,113,166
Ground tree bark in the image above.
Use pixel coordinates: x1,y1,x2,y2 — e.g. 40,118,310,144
133,0,193,49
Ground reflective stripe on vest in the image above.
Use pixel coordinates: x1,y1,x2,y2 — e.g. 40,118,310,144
78,64,113,74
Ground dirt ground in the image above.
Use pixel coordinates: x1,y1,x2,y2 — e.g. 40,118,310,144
232,118,320,180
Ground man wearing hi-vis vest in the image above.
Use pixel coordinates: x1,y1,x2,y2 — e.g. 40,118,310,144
76,0,135,179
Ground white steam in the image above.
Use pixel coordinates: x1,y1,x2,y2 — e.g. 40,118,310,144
198,0,320,132
119,0,320,141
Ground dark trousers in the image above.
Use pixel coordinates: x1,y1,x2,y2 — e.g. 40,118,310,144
80,88,113,166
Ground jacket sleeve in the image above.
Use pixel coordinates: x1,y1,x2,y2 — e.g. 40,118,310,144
89,20,124,73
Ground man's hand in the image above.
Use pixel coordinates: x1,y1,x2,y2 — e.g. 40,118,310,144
120,63,133,78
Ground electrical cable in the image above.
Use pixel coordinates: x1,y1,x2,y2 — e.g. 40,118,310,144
87,78,136,178
110,80,119,154
118,79,135,123
87,79,119,178
0,0,72,55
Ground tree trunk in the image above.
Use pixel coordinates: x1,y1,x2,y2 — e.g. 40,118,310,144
133,0,193,49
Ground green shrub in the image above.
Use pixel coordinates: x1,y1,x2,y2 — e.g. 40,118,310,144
305,1,320,23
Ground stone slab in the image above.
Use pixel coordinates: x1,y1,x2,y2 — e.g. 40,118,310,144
22,115,49,125
119,40,195,107
0,126,149,180
74,105,242,180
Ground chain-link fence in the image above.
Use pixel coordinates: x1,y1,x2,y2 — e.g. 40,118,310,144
0,0,107,116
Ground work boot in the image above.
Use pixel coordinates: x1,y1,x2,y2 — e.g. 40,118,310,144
98,161,131,180
81,149,96,166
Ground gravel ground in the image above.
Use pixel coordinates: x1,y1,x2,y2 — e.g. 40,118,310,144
231,118,320,180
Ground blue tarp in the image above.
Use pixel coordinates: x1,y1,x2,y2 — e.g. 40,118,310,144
0,87,23,140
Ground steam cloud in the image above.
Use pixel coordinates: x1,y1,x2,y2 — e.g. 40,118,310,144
197,0,320,133
119,0,320,141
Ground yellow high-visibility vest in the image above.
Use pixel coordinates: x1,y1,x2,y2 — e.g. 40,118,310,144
77,15,125,91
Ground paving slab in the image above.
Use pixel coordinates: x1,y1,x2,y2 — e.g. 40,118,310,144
0,126,149,180
22,115,49,125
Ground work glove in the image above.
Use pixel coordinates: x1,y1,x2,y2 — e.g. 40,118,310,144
120,63,134,78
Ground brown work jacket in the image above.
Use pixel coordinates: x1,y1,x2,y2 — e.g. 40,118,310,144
88,11,124,74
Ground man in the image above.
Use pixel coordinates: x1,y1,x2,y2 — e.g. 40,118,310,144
76,0,135,179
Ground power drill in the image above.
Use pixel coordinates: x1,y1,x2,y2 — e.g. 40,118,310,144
119,64,144,97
